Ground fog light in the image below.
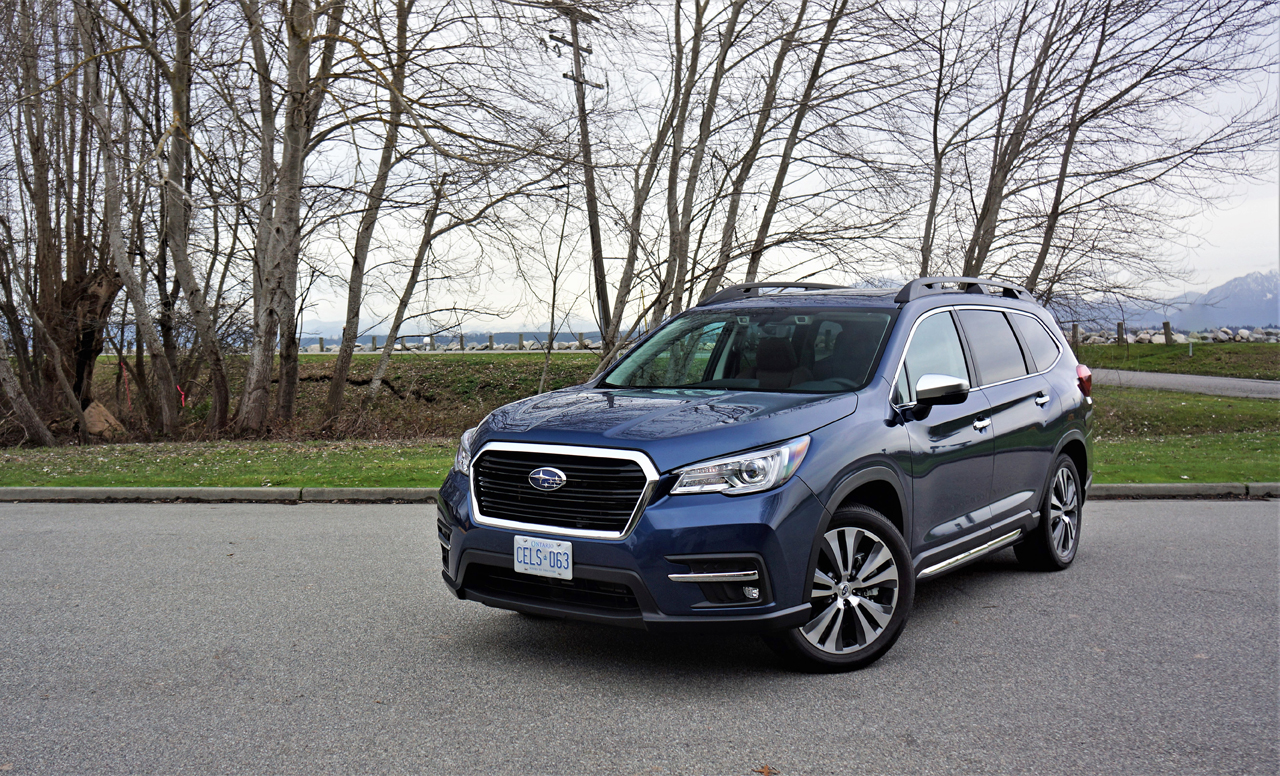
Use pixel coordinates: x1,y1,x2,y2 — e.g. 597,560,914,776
743,586,760,600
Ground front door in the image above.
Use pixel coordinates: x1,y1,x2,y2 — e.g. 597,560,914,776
894,309,994,556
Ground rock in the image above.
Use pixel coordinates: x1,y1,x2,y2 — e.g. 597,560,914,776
1237,328,1250,338
1264,329,1280,337
84,401,125,439
1215,330,1231,342
1173,333,1188,344
306,344,321,353
1136,332,1152,344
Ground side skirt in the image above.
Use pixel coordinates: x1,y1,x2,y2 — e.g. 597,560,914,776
916,529,1023,580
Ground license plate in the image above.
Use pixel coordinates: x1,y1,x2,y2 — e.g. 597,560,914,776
513,535,573,580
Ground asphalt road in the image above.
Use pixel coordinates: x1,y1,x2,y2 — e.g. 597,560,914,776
1,500,1276,775
1091,368,1280,399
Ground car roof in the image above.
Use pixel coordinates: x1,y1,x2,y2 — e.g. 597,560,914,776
695,278,1041,312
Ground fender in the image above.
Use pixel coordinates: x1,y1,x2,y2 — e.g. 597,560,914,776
1052,429,1092,495
802,465,911,601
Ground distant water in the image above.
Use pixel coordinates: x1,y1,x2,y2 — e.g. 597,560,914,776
298,331,603,349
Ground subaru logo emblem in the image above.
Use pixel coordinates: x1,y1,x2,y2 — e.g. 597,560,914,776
528,467,567,491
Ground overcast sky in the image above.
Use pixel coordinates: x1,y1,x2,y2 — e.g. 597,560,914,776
1178,181,1279,292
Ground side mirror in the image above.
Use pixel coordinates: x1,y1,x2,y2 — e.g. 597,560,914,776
915,373,969,406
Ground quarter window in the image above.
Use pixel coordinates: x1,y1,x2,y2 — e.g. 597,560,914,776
1010,313,1061,372
957,309,1028,385
896,311,968,403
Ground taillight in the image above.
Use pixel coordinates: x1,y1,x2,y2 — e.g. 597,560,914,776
1076,364,1092,397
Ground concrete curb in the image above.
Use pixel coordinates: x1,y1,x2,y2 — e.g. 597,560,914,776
0,484,1272,503
299,487,438,503
0,486,305,502
1090,482,1247,499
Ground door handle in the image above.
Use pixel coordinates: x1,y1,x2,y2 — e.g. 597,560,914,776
973,417,991,431
1035,393,1050,407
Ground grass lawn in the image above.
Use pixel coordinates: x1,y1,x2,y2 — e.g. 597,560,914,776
2,376,1275,489
0,441,455,489
1093,433,1278,485
1089,385,1278,439
1075,342,1279,381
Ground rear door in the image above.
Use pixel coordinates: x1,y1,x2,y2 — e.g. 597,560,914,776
956,308,1056,523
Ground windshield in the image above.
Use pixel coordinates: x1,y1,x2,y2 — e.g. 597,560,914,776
601,307,896,393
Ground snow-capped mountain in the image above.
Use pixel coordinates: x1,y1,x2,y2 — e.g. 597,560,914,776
1167,270,1279,329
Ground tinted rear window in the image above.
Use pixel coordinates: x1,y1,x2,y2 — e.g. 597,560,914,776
957,309,1028,385
1011,313,1061,372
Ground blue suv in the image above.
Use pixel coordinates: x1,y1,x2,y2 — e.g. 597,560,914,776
438,277,1094,670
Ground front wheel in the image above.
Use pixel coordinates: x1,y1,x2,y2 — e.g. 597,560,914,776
765,505,914,672
1015,454,1083,571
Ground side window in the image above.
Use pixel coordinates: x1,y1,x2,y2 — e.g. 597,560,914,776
897,311,968,403
957,309,1028,385
628,322,727,387
1010,313,1061,372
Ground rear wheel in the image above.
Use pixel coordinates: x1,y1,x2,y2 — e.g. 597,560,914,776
1015,454,1082,571
765,505,913,672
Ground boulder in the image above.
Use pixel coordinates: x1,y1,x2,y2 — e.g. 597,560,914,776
306,344,322,353
1173,333,1188,344
84,401,126,439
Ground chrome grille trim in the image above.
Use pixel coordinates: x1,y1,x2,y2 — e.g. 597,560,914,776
468,441,659,540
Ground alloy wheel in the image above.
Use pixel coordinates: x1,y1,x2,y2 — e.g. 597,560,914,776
1049,466,1080,560
802,526,900,654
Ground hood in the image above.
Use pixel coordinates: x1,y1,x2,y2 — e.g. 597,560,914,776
480,387,859,472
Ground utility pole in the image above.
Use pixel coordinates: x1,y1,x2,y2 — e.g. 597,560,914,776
551,4,611,336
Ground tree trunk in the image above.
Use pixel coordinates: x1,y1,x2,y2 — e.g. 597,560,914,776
365,181,445,406
326,0,409,420
744,0,848,282
0,332,54,447
667,0,746,318
700,0,807,300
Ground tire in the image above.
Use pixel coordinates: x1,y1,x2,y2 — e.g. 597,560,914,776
1015,454,1083,571
765,504,914,672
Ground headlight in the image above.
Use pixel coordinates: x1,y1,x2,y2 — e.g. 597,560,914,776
671,436,810,496
453,427,478,476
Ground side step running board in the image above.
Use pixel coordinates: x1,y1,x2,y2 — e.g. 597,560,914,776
917,529,1023,579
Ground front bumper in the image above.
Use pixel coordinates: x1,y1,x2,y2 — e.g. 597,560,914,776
437,467,826,633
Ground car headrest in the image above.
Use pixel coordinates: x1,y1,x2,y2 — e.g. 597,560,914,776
756,337,798,372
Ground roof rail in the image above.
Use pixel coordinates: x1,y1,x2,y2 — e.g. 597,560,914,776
698,282,846,307
894,276,1034,304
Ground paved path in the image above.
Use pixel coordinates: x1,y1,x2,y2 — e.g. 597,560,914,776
1,501,1276,775
1092,367,1280,399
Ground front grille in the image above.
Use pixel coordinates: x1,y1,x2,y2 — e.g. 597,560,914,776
473,450,649,534
466,564,640,612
